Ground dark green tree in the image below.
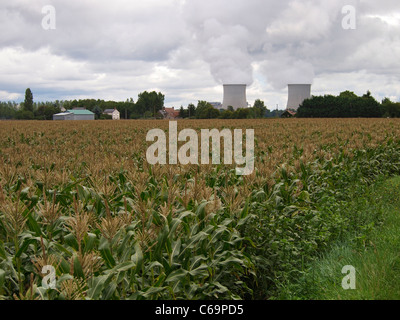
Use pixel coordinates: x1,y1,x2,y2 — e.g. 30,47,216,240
0,102,17,119
339,91,358,99
219,110,234,119
35,104,61,120
188,103,196,118
136,91,165,117
382,98,400,118
179,106,185,118
24,88,33,112
15,110,34,120
297,92,383,118
196,101,220,119
201,106,220,119
253,99,267,118
92,106,103,120
363,90,372,98
143,111,153,119
267,109,285,118
195,101,213,119
234,108,251,119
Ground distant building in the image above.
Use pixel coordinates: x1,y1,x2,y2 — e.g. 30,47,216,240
281,110,297,118
103,108,120,120
159,107,180,120
53,109,95,121
53,112,75,121
67,109,95,120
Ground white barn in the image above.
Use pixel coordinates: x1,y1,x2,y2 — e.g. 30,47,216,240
103,108,120,120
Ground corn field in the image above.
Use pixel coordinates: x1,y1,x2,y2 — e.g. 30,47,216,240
1,119,400,300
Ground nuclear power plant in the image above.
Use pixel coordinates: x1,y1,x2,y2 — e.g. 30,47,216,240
287,84,311,111
209,83,309,113
222,84,248,110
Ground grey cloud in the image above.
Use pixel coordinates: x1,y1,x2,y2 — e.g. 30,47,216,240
1,0,188,61
0,0,399,105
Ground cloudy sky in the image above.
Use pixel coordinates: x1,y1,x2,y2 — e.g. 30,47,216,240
1,0,399,109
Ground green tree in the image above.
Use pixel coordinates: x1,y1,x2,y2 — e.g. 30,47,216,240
143,111,153,119
120,100,136,119
179,106,186,118
0,102,17,119
219,110,233,119
35,104,61,120
136,91,165,117
363,90,372,98
253,99,267,118
196,101,220,119
382,97,393,106
24,88,33,112
339,91,358,99
92,106,103,120
130,112,141,120
297,92,383,118
382,98,400,118
202,106,220,119
188,103,196,118
15,110,34,120
195,101,212,119
234,108,251,119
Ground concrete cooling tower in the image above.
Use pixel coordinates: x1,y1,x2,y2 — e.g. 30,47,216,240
222,84,248,110
287,84,311,111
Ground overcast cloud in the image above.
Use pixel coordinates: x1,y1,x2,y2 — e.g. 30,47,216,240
0,0,399,108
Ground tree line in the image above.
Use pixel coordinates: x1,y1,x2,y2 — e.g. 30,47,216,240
178,99,283,119
2,88,399,121
0,89,165,120
0,88,285,120
297,91,400,118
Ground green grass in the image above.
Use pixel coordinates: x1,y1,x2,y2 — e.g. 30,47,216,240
289,177,400,300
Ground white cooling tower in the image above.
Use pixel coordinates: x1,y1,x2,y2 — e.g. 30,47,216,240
287,84,311,111
222,84,248,110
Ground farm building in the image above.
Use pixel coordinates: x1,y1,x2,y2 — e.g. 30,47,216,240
53,112,75,121
53,109,95,121
159,107,180,119
281,110,297,118
67,109,95,120
103,108,120,120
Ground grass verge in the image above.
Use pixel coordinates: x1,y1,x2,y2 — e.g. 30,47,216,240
283,176,400,300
